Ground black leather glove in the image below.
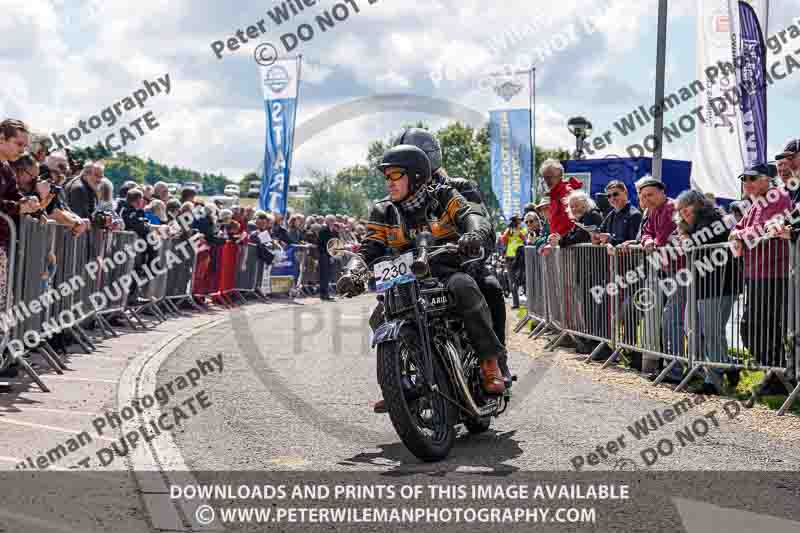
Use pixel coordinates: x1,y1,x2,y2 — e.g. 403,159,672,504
337,273,364,298
337,256,368,297
458,231,483,258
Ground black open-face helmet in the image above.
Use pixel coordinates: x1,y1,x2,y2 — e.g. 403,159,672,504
378,144,432,194
394,128,442,172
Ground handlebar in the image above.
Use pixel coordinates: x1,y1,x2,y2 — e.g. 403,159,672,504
410,242,484,279
411,247,430,277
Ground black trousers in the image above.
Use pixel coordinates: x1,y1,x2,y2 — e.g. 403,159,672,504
319,253,331,298
741,278,787,368
369,272,505,362
475,271,506,347
446,272,505,361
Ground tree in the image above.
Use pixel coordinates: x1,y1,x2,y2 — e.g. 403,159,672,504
535,146,571,175
435,122,497,212
144,158,159,184
364,140,389,201
304,170,369,217
240,172,260,188
63,143,237,194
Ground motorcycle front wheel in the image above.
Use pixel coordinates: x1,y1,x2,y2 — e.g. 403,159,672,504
377,331,457,462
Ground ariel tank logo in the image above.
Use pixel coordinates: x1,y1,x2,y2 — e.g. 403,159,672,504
430,295,448,306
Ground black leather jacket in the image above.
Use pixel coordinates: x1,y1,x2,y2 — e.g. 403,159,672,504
442,176,483,205
438,175,495,250
348,184,493,278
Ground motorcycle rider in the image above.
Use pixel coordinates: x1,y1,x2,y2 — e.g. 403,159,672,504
337,144,508,411
391,128,510,380
394,128,486,206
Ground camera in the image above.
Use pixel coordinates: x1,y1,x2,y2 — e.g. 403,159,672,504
64,148,84,176
37,166,64,194
92,210,115,230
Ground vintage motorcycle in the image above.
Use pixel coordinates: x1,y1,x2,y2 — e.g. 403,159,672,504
330,232,514,462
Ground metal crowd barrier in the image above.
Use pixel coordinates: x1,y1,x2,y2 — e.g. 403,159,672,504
681,239,798,413
5,217,55,390
517,239,800,415
290,244,313,298
233,243,268,302
137,237,176,321
540,245,566,350
97,230,142,328
0,213,17,368
164,234,198,310
558,244,615,360
513,246,550,337
604,245,692,381
303,247,320,290
0,220,269,393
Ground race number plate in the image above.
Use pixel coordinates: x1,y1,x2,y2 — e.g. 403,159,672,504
374,252,415,292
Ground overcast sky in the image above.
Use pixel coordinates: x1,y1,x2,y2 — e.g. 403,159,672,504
3,0,800,182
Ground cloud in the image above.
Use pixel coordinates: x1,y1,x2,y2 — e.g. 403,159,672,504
3,0,707,184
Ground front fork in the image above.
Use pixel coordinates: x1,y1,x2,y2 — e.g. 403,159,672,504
411,285,438,396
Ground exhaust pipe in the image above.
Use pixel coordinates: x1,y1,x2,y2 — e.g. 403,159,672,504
436,340,496,418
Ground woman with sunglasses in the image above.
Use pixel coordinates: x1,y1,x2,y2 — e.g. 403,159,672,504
730,164,796,394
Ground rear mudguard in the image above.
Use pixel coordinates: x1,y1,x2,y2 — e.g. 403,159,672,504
371,320,407,348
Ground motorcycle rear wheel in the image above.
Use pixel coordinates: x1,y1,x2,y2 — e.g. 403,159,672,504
377,332,457,462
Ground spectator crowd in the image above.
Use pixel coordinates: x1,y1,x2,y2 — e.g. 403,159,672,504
3,115,797,402
0,118,369,383
505,152,800,398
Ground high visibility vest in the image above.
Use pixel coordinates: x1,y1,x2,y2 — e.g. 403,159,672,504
505,228,526,258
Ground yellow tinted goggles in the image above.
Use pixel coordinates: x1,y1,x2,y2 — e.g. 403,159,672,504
383,167,407,182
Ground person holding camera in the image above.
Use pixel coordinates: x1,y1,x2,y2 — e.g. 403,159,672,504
11,154,90,235
500,214,526,308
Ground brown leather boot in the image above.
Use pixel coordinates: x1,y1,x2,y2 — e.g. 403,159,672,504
372,398,388,413
481,357,506,395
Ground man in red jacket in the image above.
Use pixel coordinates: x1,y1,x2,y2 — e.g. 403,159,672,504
541,159,582,238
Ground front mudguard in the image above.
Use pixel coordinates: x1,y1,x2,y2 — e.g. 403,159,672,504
371,320,407,348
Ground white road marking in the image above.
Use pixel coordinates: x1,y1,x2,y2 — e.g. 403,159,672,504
37,376,118,384
63,353,130,362
118,314,233,531
0,417,115,442
1,407,100,417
